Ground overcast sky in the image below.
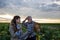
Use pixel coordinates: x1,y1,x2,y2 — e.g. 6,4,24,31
0,0,60,19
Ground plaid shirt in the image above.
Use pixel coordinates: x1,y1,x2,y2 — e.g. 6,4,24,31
23,21,36,38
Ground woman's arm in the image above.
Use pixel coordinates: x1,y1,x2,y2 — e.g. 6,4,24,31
9,26,16,38
20,30,32,40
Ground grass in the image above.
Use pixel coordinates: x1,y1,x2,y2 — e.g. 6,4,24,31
0,23,60,40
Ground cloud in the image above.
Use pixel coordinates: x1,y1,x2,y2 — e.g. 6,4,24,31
0,6,60,19
0,0,60,19
0,0,7,8
40,3,60,11
56,0,60,1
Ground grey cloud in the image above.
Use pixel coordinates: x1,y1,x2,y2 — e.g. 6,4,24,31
0,0,60,19
40,3,60,11
0,0,7,8
56,0,60,1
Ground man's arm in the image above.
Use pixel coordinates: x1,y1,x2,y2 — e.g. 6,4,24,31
22,17,28,26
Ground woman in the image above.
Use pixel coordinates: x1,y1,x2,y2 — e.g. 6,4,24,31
9,15,26,40
34,23,40,40
34,23,40,34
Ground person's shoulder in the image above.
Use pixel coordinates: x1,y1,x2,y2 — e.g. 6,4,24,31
33,21,40,25
32,21,36,23
9,23,13,27
9,24,12,27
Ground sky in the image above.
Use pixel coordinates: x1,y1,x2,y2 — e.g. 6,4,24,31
0,0,60,23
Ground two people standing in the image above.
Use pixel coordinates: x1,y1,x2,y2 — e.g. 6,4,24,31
9,15,40,40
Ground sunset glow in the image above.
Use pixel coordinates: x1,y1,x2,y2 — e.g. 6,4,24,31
0,14,13,19
0,15,60,23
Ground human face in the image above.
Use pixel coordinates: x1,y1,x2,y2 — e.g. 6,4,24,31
16,18,20,23
27,17,32,23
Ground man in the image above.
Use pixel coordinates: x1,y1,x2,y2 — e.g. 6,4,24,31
22,16,36,40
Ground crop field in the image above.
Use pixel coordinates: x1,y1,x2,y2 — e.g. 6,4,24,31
0,23,60,40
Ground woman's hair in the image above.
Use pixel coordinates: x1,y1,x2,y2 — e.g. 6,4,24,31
34,23,40,32
11,15,20,33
